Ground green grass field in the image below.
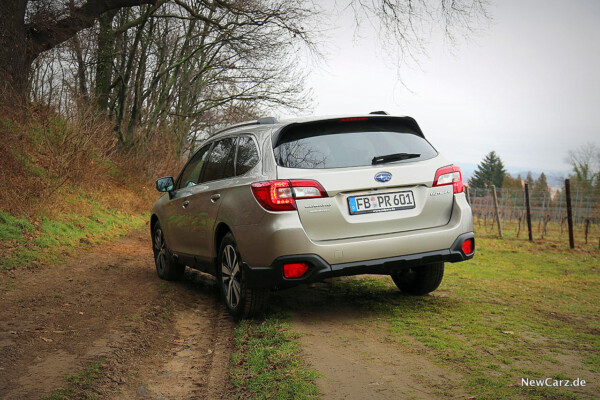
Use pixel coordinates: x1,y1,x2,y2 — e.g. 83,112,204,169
332,239,598,399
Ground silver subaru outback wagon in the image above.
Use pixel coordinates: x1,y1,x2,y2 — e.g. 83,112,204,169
151,113,475,318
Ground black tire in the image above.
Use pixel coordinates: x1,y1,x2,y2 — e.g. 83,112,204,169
152,221,185,281
218,232,268,319
391,262,444,295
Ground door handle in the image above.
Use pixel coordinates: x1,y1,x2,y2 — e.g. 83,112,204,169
210,193,221,203
182,200,190,208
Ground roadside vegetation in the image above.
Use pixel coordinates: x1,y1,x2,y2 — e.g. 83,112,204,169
267,234,599,399
231,316,320,399
0,108,174,271
0,203,145,270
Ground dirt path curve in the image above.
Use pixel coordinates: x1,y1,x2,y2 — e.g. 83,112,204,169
0,227,235,400
280,284,469,400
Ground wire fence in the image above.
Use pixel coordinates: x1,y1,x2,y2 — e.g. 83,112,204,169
466,183,599,247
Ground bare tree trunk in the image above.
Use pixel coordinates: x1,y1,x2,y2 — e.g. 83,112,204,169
126,17,153,140
95,11,117,112
0,0,156,106
69,0,89,103
0,0,28,103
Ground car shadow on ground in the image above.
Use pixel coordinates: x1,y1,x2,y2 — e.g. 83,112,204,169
168,269,461,323
267,276,461,321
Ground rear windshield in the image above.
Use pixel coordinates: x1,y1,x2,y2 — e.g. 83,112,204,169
273,119,438,169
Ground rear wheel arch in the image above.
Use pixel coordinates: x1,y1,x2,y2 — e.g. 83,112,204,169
214,222,232,257
150,214,159,238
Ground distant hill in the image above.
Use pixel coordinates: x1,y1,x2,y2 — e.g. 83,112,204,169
456,162,569,188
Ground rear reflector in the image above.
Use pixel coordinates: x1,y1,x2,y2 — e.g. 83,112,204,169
461,238,474,255
251,180,327,211
283,263,309,279
433,165,464,194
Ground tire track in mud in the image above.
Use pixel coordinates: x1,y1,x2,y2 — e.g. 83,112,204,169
116,284,235,400
0,228,235,400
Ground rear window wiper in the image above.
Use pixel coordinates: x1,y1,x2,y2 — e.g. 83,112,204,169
372,153,421,165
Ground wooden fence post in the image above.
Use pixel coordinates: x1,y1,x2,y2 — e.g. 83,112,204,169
524,184,533,241
565,179,575,249
492,185,503,238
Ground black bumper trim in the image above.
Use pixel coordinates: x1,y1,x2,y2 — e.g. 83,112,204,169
243,232,475,289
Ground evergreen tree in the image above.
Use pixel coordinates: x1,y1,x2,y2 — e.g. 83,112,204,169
501,173,522,204
502,173,523,190
532,172,550,207
534,172,549,192
525,172,535,187
468,151,507,188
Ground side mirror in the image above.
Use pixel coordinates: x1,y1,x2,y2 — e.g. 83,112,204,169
156,176,175,193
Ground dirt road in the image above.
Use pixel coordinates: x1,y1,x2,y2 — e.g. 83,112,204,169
1,227,467,400
291,308,467,399
275,283,471,400
0,227,234,400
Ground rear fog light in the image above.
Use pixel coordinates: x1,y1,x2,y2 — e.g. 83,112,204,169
462,238,474,255
283,263,309,279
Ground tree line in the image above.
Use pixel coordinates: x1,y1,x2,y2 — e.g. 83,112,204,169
1,0,488,157
468,145,600,207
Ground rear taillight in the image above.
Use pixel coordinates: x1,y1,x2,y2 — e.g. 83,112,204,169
251,180,328,211
433,165,464,194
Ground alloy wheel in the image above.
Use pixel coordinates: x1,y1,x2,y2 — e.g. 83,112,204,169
221,244,241,309
154,228,166,275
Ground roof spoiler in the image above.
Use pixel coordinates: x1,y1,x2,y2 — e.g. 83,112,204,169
214,117,278,135
271,116,425,147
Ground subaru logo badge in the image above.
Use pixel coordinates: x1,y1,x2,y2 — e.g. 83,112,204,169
375,172,392,183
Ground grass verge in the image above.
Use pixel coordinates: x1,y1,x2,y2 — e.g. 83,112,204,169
0,192,147,270
273,238,599,400
231,316,320,399
1,106,170,271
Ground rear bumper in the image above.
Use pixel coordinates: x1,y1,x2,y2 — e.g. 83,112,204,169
235,193,474,268
243,232,475,289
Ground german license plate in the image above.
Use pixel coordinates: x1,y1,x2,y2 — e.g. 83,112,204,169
348,191,416,215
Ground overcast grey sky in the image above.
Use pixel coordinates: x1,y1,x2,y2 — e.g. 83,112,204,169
290,0,600,173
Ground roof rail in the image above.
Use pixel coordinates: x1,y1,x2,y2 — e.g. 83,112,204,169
369,110,389,115
213,117,279,135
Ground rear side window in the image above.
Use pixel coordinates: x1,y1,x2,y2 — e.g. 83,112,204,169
236,136,259,175
201,138,236,182
273,119,437,169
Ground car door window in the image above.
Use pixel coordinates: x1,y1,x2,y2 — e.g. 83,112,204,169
236,136,259,175
176,143,212,189
222,138,236,179
201,138,236,183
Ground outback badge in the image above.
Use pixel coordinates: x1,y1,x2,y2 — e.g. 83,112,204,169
375,172,392,183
